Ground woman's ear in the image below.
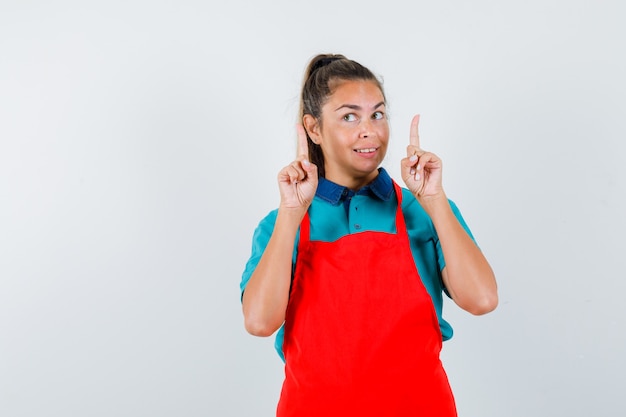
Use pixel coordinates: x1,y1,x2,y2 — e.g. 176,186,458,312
303,114,321,145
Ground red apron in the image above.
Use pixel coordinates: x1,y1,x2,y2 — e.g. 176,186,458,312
277,182,457,417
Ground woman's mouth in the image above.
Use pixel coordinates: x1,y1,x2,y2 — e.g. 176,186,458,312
354,147,378,153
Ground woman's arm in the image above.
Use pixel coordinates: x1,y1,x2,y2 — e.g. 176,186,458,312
401,115,497,315
242,209,303,336
242,125,318,336
421,195,498,315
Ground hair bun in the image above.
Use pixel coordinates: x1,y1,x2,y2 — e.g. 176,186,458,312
311,56,344,73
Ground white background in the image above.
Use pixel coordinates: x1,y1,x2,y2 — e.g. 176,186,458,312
1,1,625,416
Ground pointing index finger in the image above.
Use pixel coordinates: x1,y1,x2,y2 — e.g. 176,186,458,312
296,124,309,158
409,114,421,149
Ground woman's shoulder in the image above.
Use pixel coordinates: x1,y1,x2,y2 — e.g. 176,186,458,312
250,208,280,241
398,186,423,213
396,183,473,239
397,185,461,214
259,208,279,223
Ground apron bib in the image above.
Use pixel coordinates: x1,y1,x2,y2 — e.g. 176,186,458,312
277,182,457,417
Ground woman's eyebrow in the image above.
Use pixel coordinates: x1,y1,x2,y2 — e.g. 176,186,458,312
334,101,386,112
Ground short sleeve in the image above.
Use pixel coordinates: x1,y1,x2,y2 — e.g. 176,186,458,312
240,209,279,297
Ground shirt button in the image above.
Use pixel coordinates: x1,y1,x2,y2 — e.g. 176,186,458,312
354,224,361,230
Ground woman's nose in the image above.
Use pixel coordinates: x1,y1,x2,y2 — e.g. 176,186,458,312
359,119,372,138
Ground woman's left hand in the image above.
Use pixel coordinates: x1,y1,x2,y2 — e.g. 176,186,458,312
401,114,444,201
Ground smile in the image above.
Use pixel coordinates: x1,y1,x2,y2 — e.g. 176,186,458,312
355,148,378,153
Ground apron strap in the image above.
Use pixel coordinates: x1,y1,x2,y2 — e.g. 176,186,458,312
392,181,409,237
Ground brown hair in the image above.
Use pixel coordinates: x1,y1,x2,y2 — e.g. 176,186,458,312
299,54,386,178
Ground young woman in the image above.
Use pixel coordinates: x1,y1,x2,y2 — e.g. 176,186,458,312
240,54,498,416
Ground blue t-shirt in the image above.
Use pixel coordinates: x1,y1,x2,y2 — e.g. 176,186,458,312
241,168,475,361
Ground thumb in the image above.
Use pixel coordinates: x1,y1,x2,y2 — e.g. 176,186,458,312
303,158,317,175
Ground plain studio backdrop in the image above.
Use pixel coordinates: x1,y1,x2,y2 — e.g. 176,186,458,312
1,1,624,416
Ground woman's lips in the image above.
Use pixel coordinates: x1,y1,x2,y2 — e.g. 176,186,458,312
354,147,378,153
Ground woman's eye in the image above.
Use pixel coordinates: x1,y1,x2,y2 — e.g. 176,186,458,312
372,111,384,120
343,114,357,122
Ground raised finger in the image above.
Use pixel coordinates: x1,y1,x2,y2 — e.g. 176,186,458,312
409,114,421,149
296,123,309,158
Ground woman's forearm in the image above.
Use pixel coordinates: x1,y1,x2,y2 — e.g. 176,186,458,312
421,194,498,315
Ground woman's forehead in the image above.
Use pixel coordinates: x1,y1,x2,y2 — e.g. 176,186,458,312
326,80,385,108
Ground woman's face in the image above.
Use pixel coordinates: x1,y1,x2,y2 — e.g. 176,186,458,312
306,79,389,189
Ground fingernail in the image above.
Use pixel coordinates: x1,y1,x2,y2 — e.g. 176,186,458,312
410,168,415,175
415,173,420,181
409,155,418,162
303,159,310,166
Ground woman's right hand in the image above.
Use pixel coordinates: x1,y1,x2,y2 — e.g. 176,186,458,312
277,124,318,212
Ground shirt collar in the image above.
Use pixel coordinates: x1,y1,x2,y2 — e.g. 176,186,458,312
315,167,394,205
